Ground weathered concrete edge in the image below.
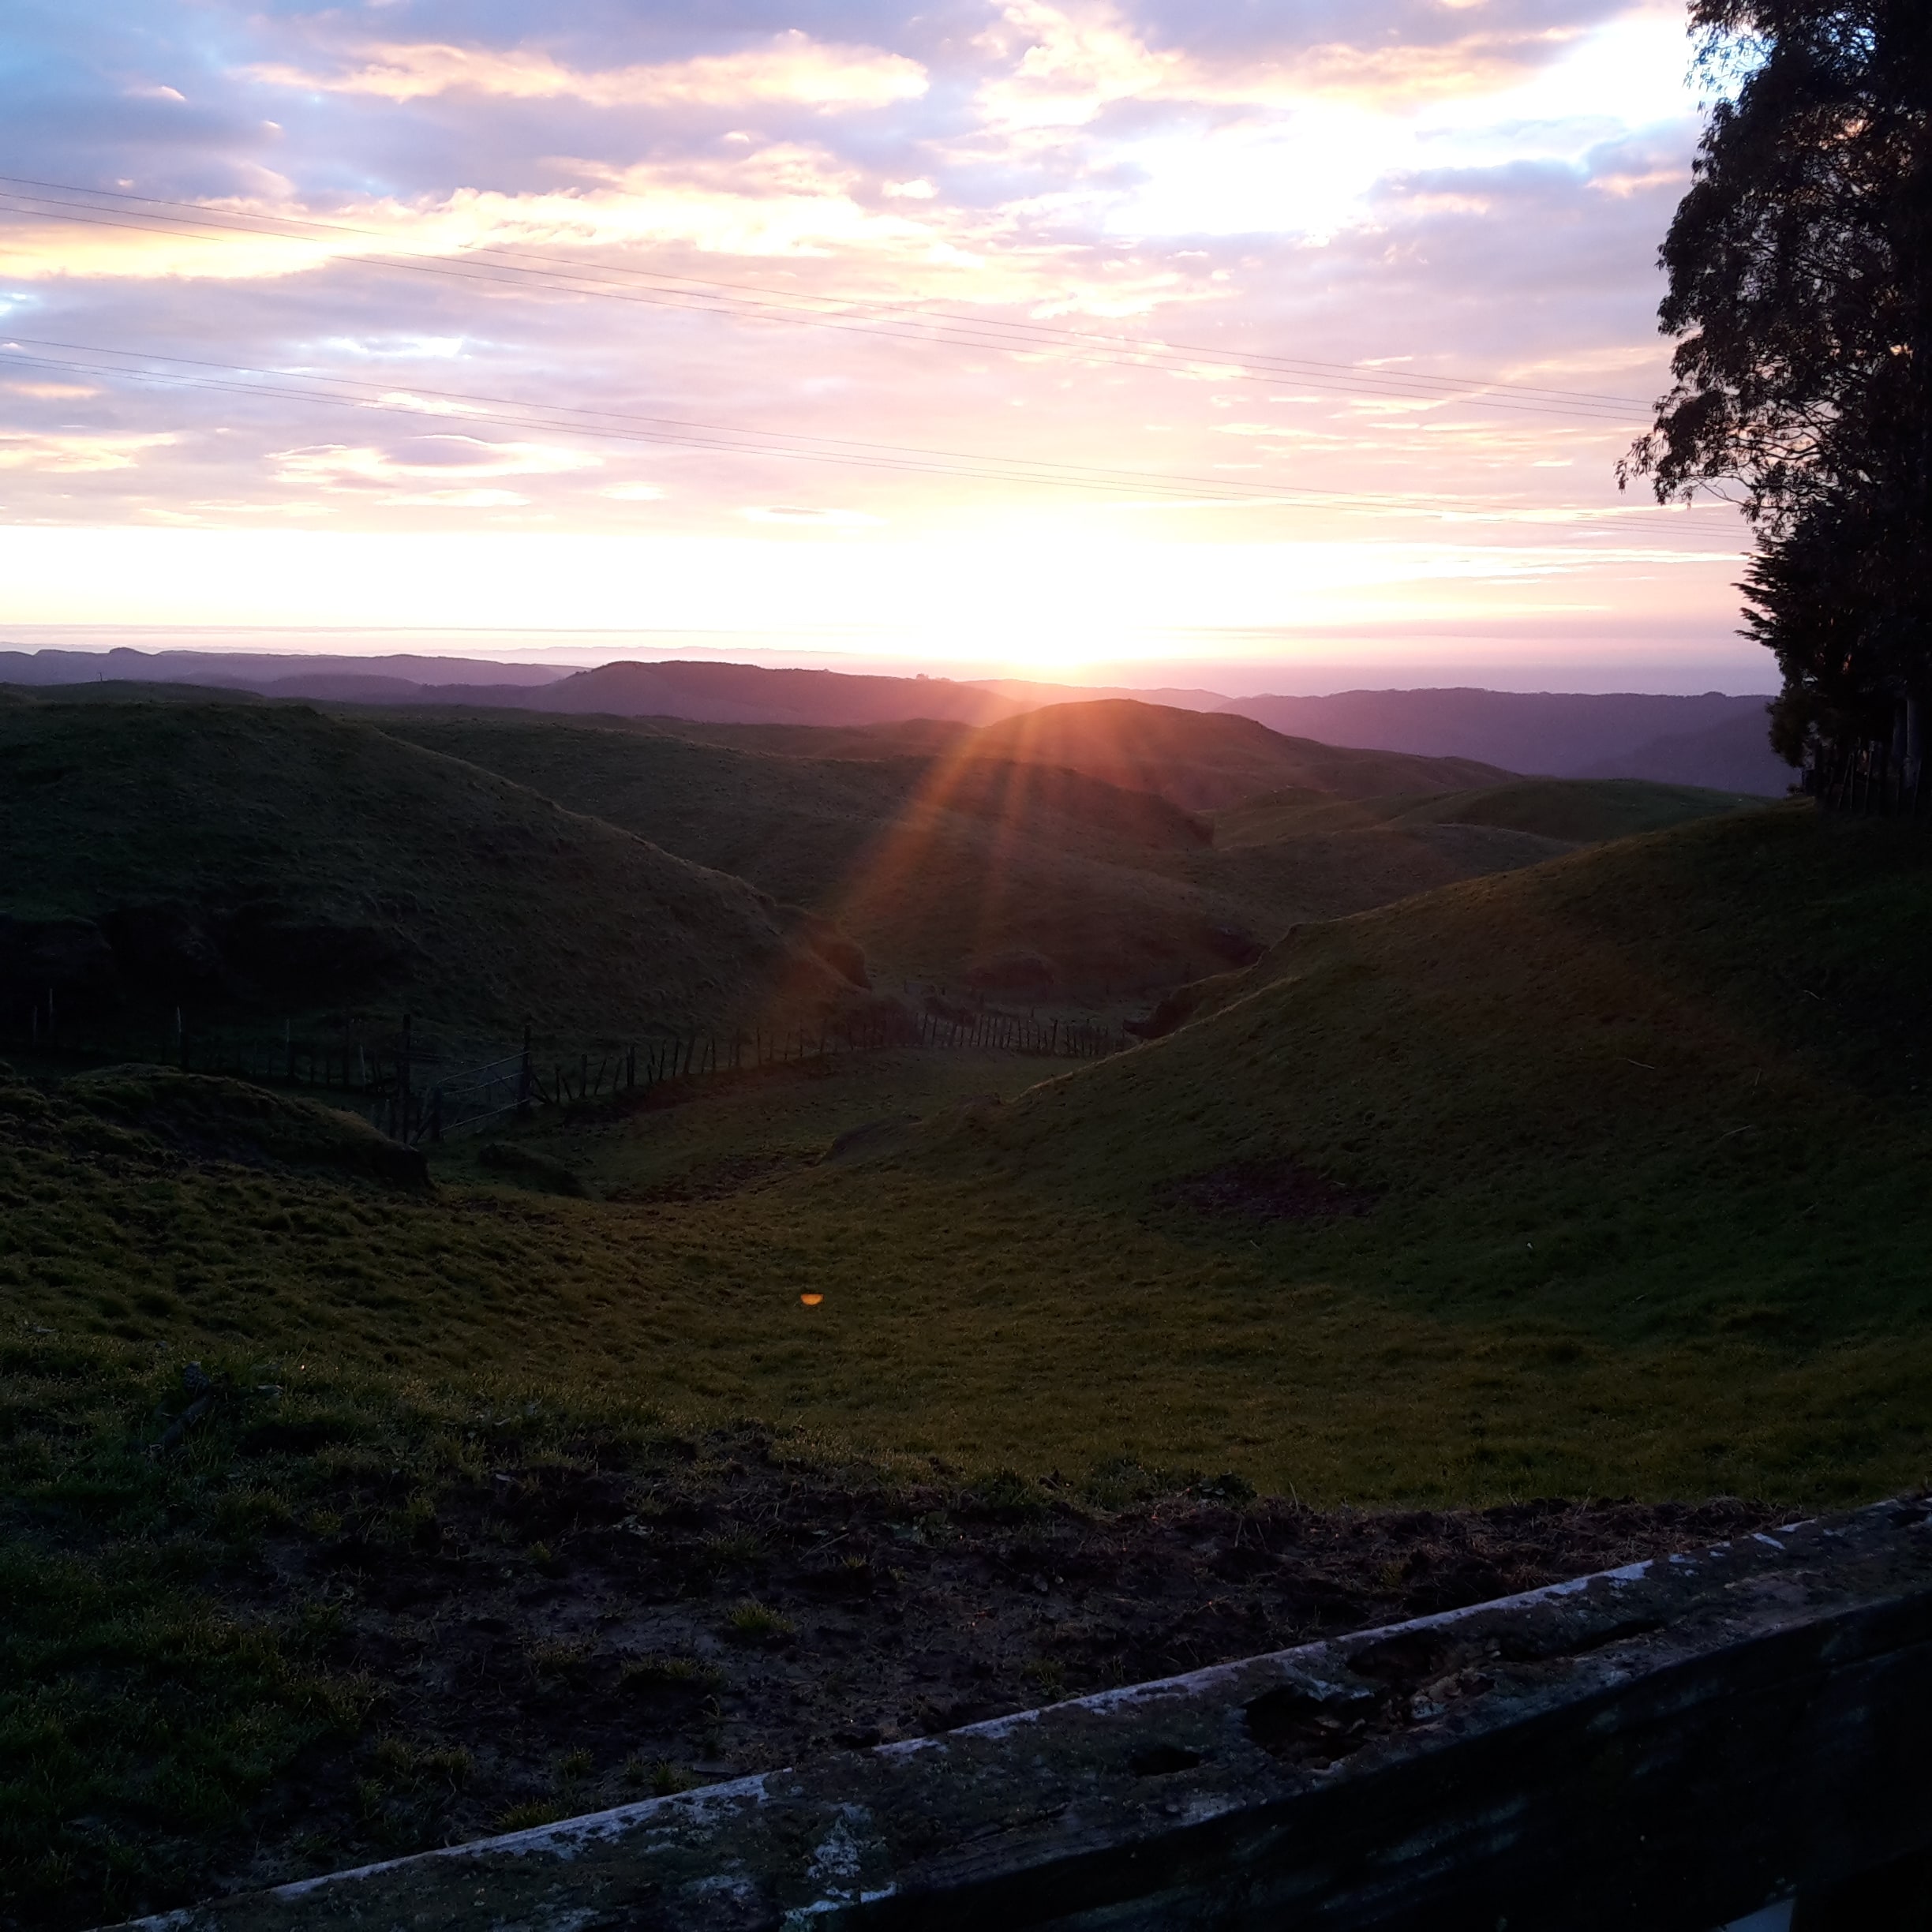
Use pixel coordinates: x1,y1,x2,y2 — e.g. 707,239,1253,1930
117,1544,1684,1928
114,1496,1932,1932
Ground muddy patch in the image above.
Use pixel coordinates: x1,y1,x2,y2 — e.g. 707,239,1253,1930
606,1151,808,1203
113,1434,1768,1921
1164,1159,1376,1221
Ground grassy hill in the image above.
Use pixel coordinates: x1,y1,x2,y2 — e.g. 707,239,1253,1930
8,797,1924,1507
0,697,859,1059
1215,777,1765,849
380,712,1663,999
418,712,1758,987
417,698,1515,811
7,796,1928,1926
961,698,1514,810
380,712,1271,994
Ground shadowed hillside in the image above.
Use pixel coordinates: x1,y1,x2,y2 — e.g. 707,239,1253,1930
6,802,1925,1515
380,713,1268,994
380,713,1737,999
1580,710,1792,796
1222,688,1778,783
0,698,859,1054
934,805,1930,1321
964,698,1514,810
1215,777,1767,850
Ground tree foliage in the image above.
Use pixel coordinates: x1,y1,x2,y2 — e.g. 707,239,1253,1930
1623,0,1932,758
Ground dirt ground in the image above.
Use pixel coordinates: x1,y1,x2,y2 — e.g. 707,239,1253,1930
213,1426,1772,1899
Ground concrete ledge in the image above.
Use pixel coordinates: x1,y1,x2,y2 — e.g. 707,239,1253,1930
122,1497,1932,1932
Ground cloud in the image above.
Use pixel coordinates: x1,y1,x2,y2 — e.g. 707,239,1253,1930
0,431,174,471
269,436,599,504
0,0,1747,665
741,504,882,526
972,0,1605,134
249,30,927,112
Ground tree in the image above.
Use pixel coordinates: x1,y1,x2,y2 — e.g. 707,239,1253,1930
1621,0,1932,769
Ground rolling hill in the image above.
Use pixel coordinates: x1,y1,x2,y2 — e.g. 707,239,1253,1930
1580,708,1794,796
1214,777,1769,850
928,803,1930,1339
1222,688,1780,782
962,698,1513,810
378,713,1265,994
379,712,1742,1000
0,697,859,1057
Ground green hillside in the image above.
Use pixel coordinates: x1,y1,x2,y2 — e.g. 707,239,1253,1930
0,698,858,1058
6,801,1924,1508
378,713,1741,1001
380,712,1267,994
6,797,1926,1926
954,697,1515,809
1217,776,1768,848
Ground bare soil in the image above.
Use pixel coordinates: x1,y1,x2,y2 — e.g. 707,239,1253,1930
1164,1158,1377,1220
211,1427,1769,1898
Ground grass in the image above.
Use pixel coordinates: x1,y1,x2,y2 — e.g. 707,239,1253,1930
12,697,1900,1928
376,710,1746,999
0,697,849,1060
1216,776,1770,849
4,803,1927,1509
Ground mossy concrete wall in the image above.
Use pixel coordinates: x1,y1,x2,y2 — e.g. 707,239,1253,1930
121,1499,1932,1931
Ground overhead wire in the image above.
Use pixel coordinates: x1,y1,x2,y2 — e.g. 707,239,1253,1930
5,337,1646,515
0,175,1656,423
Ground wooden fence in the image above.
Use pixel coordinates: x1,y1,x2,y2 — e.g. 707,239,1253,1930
110,1496,1932,1932
12,1001,1130,1148
1803,739,1930,818
379,1007,1130,1146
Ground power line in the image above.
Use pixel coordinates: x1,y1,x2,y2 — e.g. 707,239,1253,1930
0,335,1710,520
0,175,1657,423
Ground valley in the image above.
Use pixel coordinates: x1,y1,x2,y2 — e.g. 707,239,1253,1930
2,679,1919,1929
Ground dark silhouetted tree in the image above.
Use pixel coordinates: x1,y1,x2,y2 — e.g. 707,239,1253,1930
1622,0,1932,771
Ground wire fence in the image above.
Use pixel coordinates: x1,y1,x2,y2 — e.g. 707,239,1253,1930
9,998,1132,1148
1803,739,1930,818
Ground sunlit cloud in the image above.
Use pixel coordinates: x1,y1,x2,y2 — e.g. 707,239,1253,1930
268,437,600,499
742,505,883,526
0,430,175,471
248,31,927,111
3,380,102,399
0,0,1751,681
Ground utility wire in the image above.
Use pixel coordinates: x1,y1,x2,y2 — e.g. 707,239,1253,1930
0,176,1655,423
0,334,1720,520
0,340,1573,511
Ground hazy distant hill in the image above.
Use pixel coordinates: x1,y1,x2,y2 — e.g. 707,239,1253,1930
1221,688,1778,784
0,646,569,694
0,647,1223,726
2,646,1792,792
1578,708,1792,796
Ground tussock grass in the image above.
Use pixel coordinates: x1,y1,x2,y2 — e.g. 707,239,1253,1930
0,698,848,1057
378,712,1746,998
5,807,1927,1510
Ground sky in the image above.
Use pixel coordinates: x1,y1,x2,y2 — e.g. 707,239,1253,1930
0,0,1769,692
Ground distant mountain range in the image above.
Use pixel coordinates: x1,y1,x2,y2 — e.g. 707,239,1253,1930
0,646,1789,795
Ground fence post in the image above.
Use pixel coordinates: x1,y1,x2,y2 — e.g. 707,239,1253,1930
429,1085,444,1144
519,1024,533,1118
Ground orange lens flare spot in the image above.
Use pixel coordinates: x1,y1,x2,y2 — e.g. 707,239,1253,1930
799,1293,824,1307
